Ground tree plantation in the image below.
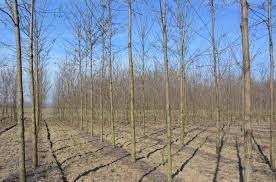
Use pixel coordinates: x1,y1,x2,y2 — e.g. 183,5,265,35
0,0,276,181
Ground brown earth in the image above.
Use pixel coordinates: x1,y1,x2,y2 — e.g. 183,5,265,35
0,116,274,182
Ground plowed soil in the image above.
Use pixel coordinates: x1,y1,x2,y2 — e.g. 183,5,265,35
0,116,274,182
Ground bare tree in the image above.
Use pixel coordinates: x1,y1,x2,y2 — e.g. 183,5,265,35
100,0,106,142
240,0,252,181
128,0,136,161
107,0,115,147
160,0,172,181
34,23,40,130
137,11,151,137
12,0,26,180
176,0,187,144
78,25,84,131
84,2,95,136
210,0,221,155
28,0,37,168
268,0,276,179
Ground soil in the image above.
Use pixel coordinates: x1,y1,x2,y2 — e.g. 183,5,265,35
0,116,274,182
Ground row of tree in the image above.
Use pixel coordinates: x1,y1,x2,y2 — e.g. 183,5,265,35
1,0,51,181
52,0,276,181
0,0,275,182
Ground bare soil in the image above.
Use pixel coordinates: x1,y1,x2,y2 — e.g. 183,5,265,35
0,117,274,182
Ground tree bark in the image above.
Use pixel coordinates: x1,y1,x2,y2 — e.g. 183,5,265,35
34,30,40,131
240,1,252,181
108,0,115,147
89,32,94,136
78,29,84,131
141,27,146,137
29,0,37,168
268,0,276,179
177,0,187,145
210,0,221,155
100,1,105,142
13,0,26,180
128,0,136,161
160,0,172,181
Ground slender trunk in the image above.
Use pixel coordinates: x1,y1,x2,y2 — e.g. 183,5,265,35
1,81,8,117
268,0,276,179
34,30,40,131
139,23,146,136
108,0,115,147
84,58,88,128
13,0,26,180
177,0,186,144
29,0,37,168
141,39,146,136
128,0,136,161
100,7,105,142
90,40,94,136
240,1,252,181
210,0,221,155
160,0,172,181
78,30,83,130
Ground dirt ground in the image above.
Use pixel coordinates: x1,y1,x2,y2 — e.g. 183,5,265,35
0,116,274,182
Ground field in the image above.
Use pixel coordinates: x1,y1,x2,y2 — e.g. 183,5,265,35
0,110,274,182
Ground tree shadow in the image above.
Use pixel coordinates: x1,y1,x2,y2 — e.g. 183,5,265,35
172,136,209,179
138,160,166,182
212,124,227,182
138,131,209,181
45,121,68,182
175,127,208,153
235,136,244,182
0,124,16,136
137,126,208,161
62,145,106,167
252,133,272,169
72,153,130,182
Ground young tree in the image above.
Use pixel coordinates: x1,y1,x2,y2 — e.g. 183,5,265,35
84,1,95,136
210,0,221,155
137,23,145,136
107,0,115,147
78,25,84,131
160,0,172,181
240,0,252,181
100,0,106,142
89,36,94,136
28,0,37,168
176,0,187,144
1,68,9,118
12,0,26,180
34,24,40,130
268,0,276,179
128,0,136,161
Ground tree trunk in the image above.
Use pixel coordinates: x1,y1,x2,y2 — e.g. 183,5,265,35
89,36,94,136
128,0,136,161
268,0,276,180
177,0,187,144
210,0,221,155
78,32,83,131
108,0,115,147
13,0,26,180
240,1,252,181
29,0,37,168
141,30,146,137
160,0,172,181
100,2,105,142
34,31,40,131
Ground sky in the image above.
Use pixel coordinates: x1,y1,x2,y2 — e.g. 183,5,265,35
0,0,275,104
